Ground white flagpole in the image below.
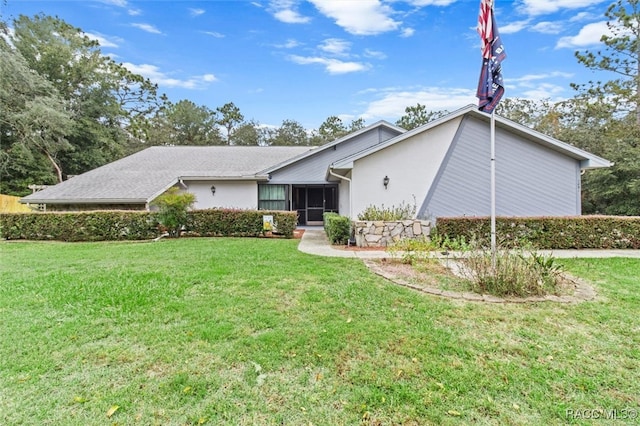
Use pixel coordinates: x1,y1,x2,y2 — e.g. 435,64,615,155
490,110,497,269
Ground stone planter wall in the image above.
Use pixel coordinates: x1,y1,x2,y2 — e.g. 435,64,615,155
353,220,431,247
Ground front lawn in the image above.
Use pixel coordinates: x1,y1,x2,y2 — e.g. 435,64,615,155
0,238,638,425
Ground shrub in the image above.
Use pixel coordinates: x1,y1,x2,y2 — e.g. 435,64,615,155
462,246,564,297
0,209,298,241
151,188,196,237
187,209,297,238
324,212,351,245
435,215,640,249
386,233,470,264
357,198,416,221
387,236,434,264
0,211,158,241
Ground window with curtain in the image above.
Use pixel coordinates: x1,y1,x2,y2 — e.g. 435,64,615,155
258,184,287,210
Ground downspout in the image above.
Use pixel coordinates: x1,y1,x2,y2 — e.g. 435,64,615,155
328,167,352,219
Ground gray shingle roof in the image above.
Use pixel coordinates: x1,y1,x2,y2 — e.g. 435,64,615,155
22,146,313,204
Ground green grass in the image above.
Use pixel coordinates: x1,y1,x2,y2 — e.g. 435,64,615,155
1,238,638,425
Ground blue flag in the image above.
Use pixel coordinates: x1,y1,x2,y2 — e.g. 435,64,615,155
477,0,506,114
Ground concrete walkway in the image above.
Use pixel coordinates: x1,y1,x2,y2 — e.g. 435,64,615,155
298,229,640,259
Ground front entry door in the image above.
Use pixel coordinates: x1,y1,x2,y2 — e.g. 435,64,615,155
293,185,338,225
306,187,325,225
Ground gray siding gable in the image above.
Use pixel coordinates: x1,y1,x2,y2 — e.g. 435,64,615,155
268,125,403,184
420,116,581,219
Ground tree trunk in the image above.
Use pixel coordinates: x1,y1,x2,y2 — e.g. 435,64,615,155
44,150,64,183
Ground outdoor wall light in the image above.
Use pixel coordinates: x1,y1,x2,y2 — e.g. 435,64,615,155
383,175,390,189
210,185,216,196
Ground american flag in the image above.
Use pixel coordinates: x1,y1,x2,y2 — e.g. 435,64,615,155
476,0,506,114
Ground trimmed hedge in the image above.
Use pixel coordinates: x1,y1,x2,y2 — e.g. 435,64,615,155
0,209,298,241
323,212,351,245
187,209,297,238
0,211,157,242
435,216,640,249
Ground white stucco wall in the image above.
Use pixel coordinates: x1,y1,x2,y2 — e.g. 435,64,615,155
335,176,351,218
185,180,258,210
350,117,461,219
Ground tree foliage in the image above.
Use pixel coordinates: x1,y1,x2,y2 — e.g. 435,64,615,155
269,119,310,146
151,187,196,237
146,100,223,146
573,0,640,125
216,102,244,144
0,23,73,192
395,103,448,130
316,115,366,143
231,120,264,146
1,14,162,194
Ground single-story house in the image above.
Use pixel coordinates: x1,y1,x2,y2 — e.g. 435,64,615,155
22,104,611,224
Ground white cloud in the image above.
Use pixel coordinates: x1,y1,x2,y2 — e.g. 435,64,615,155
361,87,476,121
202,31,225,38
274,8,312,23
99,0,141,16
319,38,351,55
530,21,563,34
570,12,598,22
270,0,311,24
556,21,608,48
406,0,457,5
131,23,163,34
288,55,370,74
500,20,530,34
505,72,574,101
189,8,206,17
122,63,217,89
84,32,120,48
519,83,567,99
364,48,387,59
518,0,606,16
274,38,301,48
309,0,400,35
400,27,416,38
100,0,127,6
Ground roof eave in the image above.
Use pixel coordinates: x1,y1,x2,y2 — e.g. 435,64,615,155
179,175,268,181
261,120,405,175
20,198,149,205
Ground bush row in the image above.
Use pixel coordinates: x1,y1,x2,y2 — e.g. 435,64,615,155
0,209,297,241
323,212,351,245
187,209,297,238
435,216,640,249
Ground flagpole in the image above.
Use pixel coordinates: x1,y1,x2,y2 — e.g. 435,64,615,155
490,110,496,269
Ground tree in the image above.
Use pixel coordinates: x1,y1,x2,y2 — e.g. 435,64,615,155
348,117,366,133
8,14,161,183
0,30,73,192
569,0,640,215
574,0,640,126
146,100,222,146
496,98,567,137
231,120,264,146
270,119,310,146
216,102,244,144
151,187,196,238
316,116,365,143
395,104,448,130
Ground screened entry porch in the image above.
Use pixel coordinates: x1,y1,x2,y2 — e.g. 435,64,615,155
258,184,338,225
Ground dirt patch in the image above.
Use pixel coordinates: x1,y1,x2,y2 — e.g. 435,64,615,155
364,258,597,303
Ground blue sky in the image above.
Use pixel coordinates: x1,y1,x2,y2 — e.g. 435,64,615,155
3,0,617,129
